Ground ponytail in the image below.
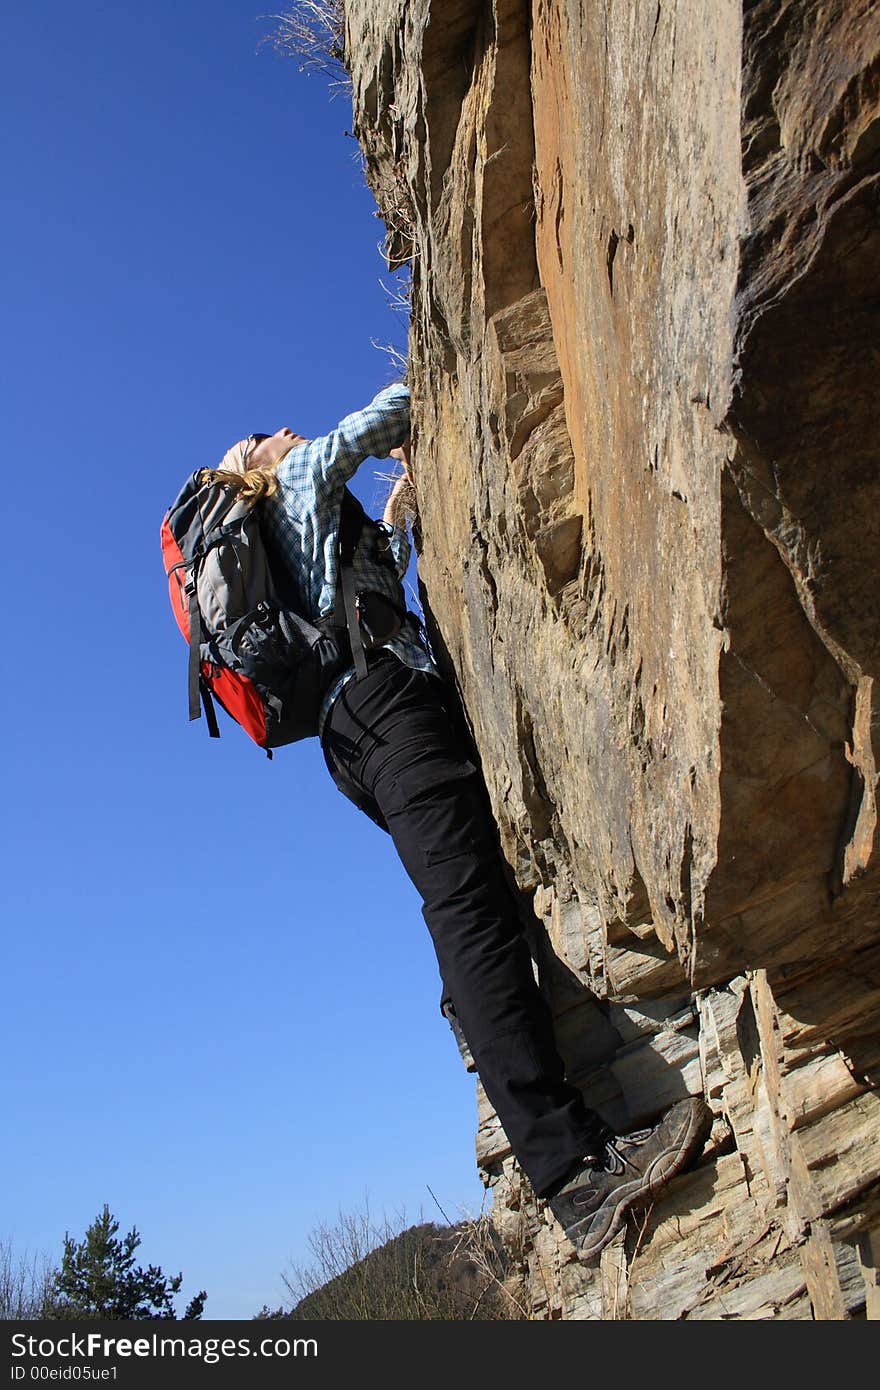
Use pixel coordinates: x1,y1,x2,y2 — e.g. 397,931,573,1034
198,463,281,505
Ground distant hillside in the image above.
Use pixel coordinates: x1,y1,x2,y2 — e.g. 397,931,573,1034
263,1221,520,1321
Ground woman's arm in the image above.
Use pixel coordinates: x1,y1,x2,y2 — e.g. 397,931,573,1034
310,384,411,493
383,439,415,530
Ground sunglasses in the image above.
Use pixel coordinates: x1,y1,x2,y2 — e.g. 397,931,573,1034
243,433,270,466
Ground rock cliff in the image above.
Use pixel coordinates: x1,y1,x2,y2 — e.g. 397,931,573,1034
343,0,880,1317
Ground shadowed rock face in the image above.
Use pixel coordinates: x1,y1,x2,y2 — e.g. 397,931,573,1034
344,0,880,1318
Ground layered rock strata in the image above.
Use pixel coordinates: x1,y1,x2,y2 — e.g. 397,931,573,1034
343,0,880,1317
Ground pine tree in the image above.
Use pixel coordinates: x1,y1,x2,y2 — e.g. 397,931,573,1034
48,1205,206,1320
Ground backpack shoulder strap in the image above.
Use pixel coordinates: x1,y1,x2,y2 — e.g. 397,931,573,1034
339,490,369,679
338,488,367,558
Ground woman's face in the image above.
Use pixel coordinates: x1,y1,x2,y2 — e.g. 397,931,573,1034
246,427,307,470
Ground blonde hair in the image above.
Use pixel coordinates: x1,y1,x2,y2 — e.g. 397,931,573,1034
199,436,282,505
198,463,281,505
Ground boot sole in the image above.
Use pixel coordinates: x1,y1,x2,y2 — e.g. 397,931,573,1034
568,1097,712,1261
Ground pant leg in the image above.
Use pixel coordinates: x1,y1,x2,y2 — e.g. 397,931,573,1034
321,656,609,1195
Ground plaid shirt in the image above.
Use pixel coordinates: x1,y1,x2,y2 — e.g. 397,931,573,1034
258,382,438,735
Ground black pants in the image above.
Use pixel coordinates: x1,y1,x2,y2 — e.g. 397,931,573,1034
321,654,607,1196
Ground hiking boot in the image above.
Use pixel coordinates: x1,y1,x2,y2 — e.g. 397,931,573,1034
548,1096,712,1261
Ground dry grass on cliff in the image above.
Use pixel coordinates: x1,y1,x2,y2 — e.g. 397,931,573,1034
374,467,418,529
267,2,349,89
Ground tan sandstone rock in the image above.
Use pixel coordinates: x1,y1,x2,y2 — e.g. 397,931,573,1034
342,0,880,1318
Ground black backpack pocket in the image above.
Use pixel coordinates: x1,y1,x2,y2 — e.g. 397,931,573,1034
356,590,405,648
214,605,344,744
220,604,311,672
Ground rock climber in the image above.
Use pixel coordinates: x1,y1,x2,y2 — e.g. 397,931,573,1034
205,379,711,1259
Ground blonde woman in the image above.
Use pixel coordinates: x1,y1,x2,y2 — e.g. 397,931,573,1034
207,382,710,1261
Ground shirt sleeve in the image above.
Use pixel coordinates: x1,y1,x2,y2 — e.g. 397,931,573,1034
306,383,410,495
384,522,411,579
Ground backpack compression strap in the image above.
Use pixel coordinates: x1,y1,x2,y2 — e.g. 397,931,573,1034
184,569,220,738
185,573,201,720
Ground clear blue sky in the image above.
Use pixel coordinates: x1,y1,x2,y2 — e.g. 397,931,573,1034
2,1,487,1319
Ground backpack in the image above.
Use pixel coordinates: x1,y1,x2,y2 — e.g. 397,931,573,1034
160,472,405,753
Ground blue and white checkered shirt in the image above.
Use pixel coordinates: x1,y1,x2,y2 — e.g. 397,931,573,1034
258,382,438,735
